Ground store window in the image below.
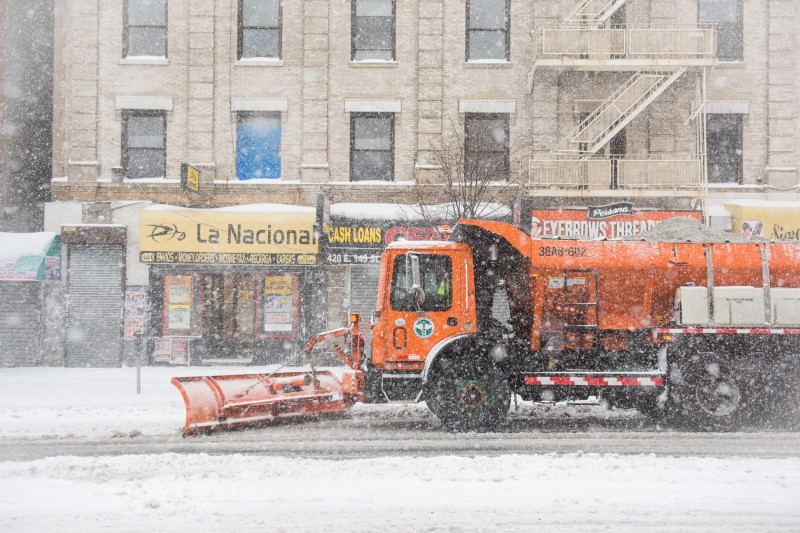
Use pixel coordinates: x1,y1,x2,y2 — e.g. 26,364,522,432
237,112,281,180
124,0,167,57
350,113,394,181
464,113,509,182
466,0,509,61
257,274,300,339
162,274,202,337
706,114,743,184
352,0,395,61
122,110,166,179
698,0,743,62
239,0,282,59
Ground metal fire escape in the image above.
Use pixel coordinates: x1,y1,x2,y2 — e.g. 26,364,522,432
529,0,717,195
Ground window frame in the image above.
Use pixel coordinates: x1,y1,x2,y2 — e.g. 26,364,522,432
351,0,396,61
238,0,283,60
121,109,167,180
465,0,510,62
706,113,743,185
350,112,395,182
698,0,743,62
390,254,453,313
464,113,510,182
123,0,168,58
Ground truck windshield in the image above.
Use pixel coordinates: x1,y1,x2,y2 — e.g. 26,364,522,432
390,254,452,312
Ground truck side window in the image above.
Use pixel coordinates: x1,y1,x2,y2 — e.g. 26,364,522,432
390,255,452,312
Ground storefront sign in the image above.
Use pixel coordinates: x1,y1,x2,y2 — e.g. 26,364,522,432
530,208,702,239
324,218,446,265
140,206,318,265
724,203,800,241
587,202,634,219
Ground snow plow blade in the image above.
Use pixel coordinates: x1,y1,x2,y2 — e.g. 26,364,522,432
172,315,364,434
171,370,361,434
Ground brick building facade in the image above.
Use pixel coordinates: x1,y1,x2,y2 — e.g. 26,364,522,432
44,0,799,365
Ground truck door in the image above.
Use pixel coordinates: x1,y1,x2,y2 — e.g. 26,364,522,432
378,252,474,366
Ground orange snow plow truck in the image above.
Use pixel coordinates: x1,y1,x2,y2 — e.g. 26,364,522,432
173,219,800,433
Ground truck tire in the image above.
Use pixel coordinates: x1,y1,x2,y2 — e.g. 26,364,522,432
671,354,746,431
428,356,510,432
363,363,386,404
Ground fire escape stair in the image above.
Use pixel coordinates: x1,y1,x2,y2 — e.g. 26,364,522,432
558,67,686,155
565,0,629,28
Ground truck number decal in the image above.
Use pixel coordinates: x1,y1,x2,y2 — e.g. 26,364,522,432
538,246,587,258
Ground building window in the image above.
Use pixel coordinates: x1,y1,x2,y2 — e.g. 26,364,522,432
699,0,743,62
706,114,743,184
352,0,395,61
239,0,282,59
237,112,281,180
351,113,394,182
466,0,509,61
122,110,166,179
124,0,167,57
464,113,509,181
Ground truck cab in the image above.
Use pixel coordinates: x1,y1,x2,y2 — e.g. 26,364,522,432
368,241,478,400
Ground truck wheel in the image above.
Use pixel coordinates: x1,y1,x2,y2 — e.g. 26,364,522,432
674,355,745,430
429,356,510,432
363,364,386,404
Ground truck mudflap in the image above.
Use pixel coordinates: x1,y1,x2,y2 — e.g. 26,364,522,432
523,372,665,387
172,370,360,434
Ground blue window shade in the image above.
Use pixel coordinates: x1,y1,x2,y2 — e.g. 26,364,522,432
237,113,281,180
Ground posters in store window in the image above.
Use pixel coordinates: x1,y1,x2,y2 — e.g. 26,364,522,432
163,275,198,335
261,274,298,337
123,287,147,340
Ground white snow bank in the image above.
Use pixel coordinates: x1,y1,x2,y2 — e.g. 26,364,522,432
1,452,798,532
0,367,633,440
145,203,314,213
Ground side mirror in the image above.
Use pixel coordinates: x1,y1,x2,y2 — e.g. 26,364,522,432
406,253,424,309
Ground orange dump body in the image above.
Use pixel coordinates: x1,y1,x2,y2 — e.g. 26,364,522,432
459,220,800,346
171,370,360,434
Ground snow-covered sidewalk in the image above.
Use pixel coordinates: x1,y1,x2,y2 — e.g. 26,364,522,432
0,367,799,532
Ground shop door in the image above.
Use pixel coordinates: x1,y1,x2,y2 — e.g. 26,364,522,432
202,273,255,357
65,245,124,367
0,282,42,367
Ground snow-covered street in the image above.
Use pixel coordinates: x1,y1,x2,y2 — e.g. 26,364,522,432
0,367,799,531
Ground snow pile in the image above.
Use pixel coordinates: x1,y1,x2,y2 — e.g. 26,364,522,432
621,217,749,243
0,232,57,258
0,367,635,440
1,452,799,532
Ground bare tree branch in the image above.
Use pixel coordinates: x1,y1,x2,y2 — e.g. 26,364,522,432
412,117,527,227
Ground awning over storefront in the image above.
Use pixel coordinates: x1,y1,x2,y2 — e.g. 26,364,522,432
0,232,61,281
139,204,319,265
722,201,800,241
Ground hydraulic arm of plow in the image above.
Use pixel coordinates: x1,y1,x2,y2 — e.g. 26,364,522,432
171,314,365,434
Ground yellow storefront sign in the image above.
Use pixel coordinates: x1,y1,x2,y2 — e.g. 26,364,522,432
725,203,800,241
140,206,319,265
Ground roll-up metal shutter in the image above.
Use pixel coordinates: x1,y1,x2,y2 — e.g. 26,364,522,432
0,282,42,367
65,245,124,367
348,265,381,319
